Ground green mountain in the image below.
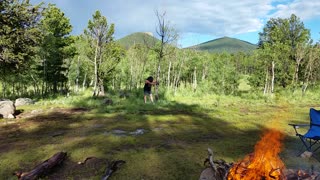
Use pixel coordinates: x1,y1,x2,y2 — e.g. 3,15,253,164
187,37,258,53
116,32,160,49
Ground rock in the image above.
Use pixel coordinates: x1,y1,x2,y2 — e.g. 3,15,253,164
129,129,146,135
300,151,313,158
0,101,15,118
15,98,34,106
199,168,215,180
7,114,15,119
112,129,127,134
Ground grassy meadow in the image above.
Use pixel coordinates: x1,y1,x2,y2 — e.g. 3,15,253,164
1,87,320,179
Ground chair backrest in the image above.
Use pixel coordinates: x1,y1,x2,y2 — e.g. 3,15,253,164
306,108,320,139
310,108,320,125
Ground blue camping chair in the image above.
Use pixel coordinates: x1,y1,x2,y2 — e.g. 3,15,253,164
289,108,320,155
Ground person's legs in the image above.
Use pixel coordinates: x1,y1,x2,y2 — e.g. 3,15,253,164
144,91,151,103
149,94,154,103
144,95,147,103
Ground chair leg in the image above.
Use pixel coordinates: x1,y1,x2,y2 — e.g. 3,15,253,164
299,136,312,151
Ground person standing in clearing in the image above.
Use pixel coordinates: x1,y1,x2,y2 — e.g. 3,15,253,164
144,76,157,103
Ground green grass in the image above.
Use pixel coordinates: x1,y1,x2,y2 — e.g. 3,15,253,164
0,90,320,179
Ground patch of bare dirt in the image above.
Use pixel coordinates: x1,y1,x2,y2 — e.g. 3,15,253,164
47,157,108,179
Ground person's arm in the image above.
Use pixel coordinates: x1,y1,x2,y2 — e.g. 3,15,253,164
145,80,157,85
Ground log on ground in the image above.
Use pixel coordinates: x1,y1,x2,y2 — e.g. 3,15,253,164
16,152,67,180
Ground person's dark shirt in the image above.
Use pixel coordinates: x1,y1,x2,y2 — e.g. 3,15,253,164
144,81,152,92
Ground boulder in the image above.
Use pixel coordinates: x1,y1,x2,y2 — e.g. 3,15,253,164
15,98,34,106
0,100,15,118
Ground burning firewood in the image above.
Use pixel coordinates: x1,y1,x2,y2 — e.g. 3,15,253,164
200,130,320,180
15,152,67,180
200,148,233,180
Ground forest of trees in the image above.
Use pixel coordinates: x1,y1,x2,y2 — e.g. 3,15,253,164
1,1,320,99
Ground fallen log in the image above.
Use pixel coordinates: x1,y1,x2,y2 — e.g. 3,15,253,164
15,152,67,180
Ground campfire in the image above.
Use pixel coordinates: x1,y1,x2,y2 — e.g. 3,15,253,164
200,129,320,180
227,129,286,179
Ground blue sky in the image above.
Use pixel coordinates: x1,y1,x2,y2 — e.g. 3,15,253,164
30,0,320,48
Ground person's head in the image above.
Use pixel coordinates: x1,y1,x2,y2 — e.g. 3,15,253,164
147,76,153,82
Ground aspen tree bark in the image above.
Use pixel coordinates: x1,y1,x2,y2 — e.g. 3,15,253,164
174,53,185,95
93,39,99,96
167,60,171,89
193,67,197,91
271,61,275,93
264,67,269,95
82,73,87,91
76,56,80,92
302,48,315,95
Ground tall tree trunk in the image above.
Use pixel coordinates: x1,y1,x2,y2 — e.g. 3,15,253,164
82,73,87,91
271,61,275,93
193,67,197,91
167,60,171,89
202,64,207,81
174,54,184,96
93,40,99,96
99,77,105,96
129,61,133,90
76,56,80,92
155,56,162,101
302,48,314,96
302,63,312,96
41,58,46,96
263,67,269,95
292,44,305,89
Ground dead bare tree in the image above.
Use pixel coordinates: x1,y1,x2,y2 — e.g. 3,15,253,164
145,10,178,101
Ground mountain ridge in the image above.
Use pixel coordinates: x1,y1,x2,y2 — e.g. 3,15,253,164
117,32,258,53
116,32,160,49
186,36,258,53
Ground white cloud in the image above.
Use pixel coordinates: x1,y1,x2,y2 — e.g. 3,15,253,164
30,0,320,45
271,0,320,20
103,0,275,38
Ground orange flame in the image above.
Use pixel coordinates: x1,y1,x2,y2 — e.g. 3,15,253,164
227,129,286,180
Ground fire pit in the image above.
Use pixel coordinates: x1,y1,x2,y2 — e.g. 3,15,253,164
200,129,320,180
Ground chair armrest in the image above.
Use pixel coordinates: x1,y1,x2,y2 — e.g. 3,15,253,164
288,124,309,135
288,123,309,128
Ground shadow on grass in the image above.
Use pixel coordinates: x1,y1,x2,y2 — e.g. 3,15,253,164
0,95,317,179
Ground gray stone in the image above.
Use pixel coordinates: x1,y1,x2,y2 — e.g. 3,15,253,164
103,129,128,137
112,129,127,134
0,101,15,118
129,129,146,135
7,114,15,119
15,98,34,106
